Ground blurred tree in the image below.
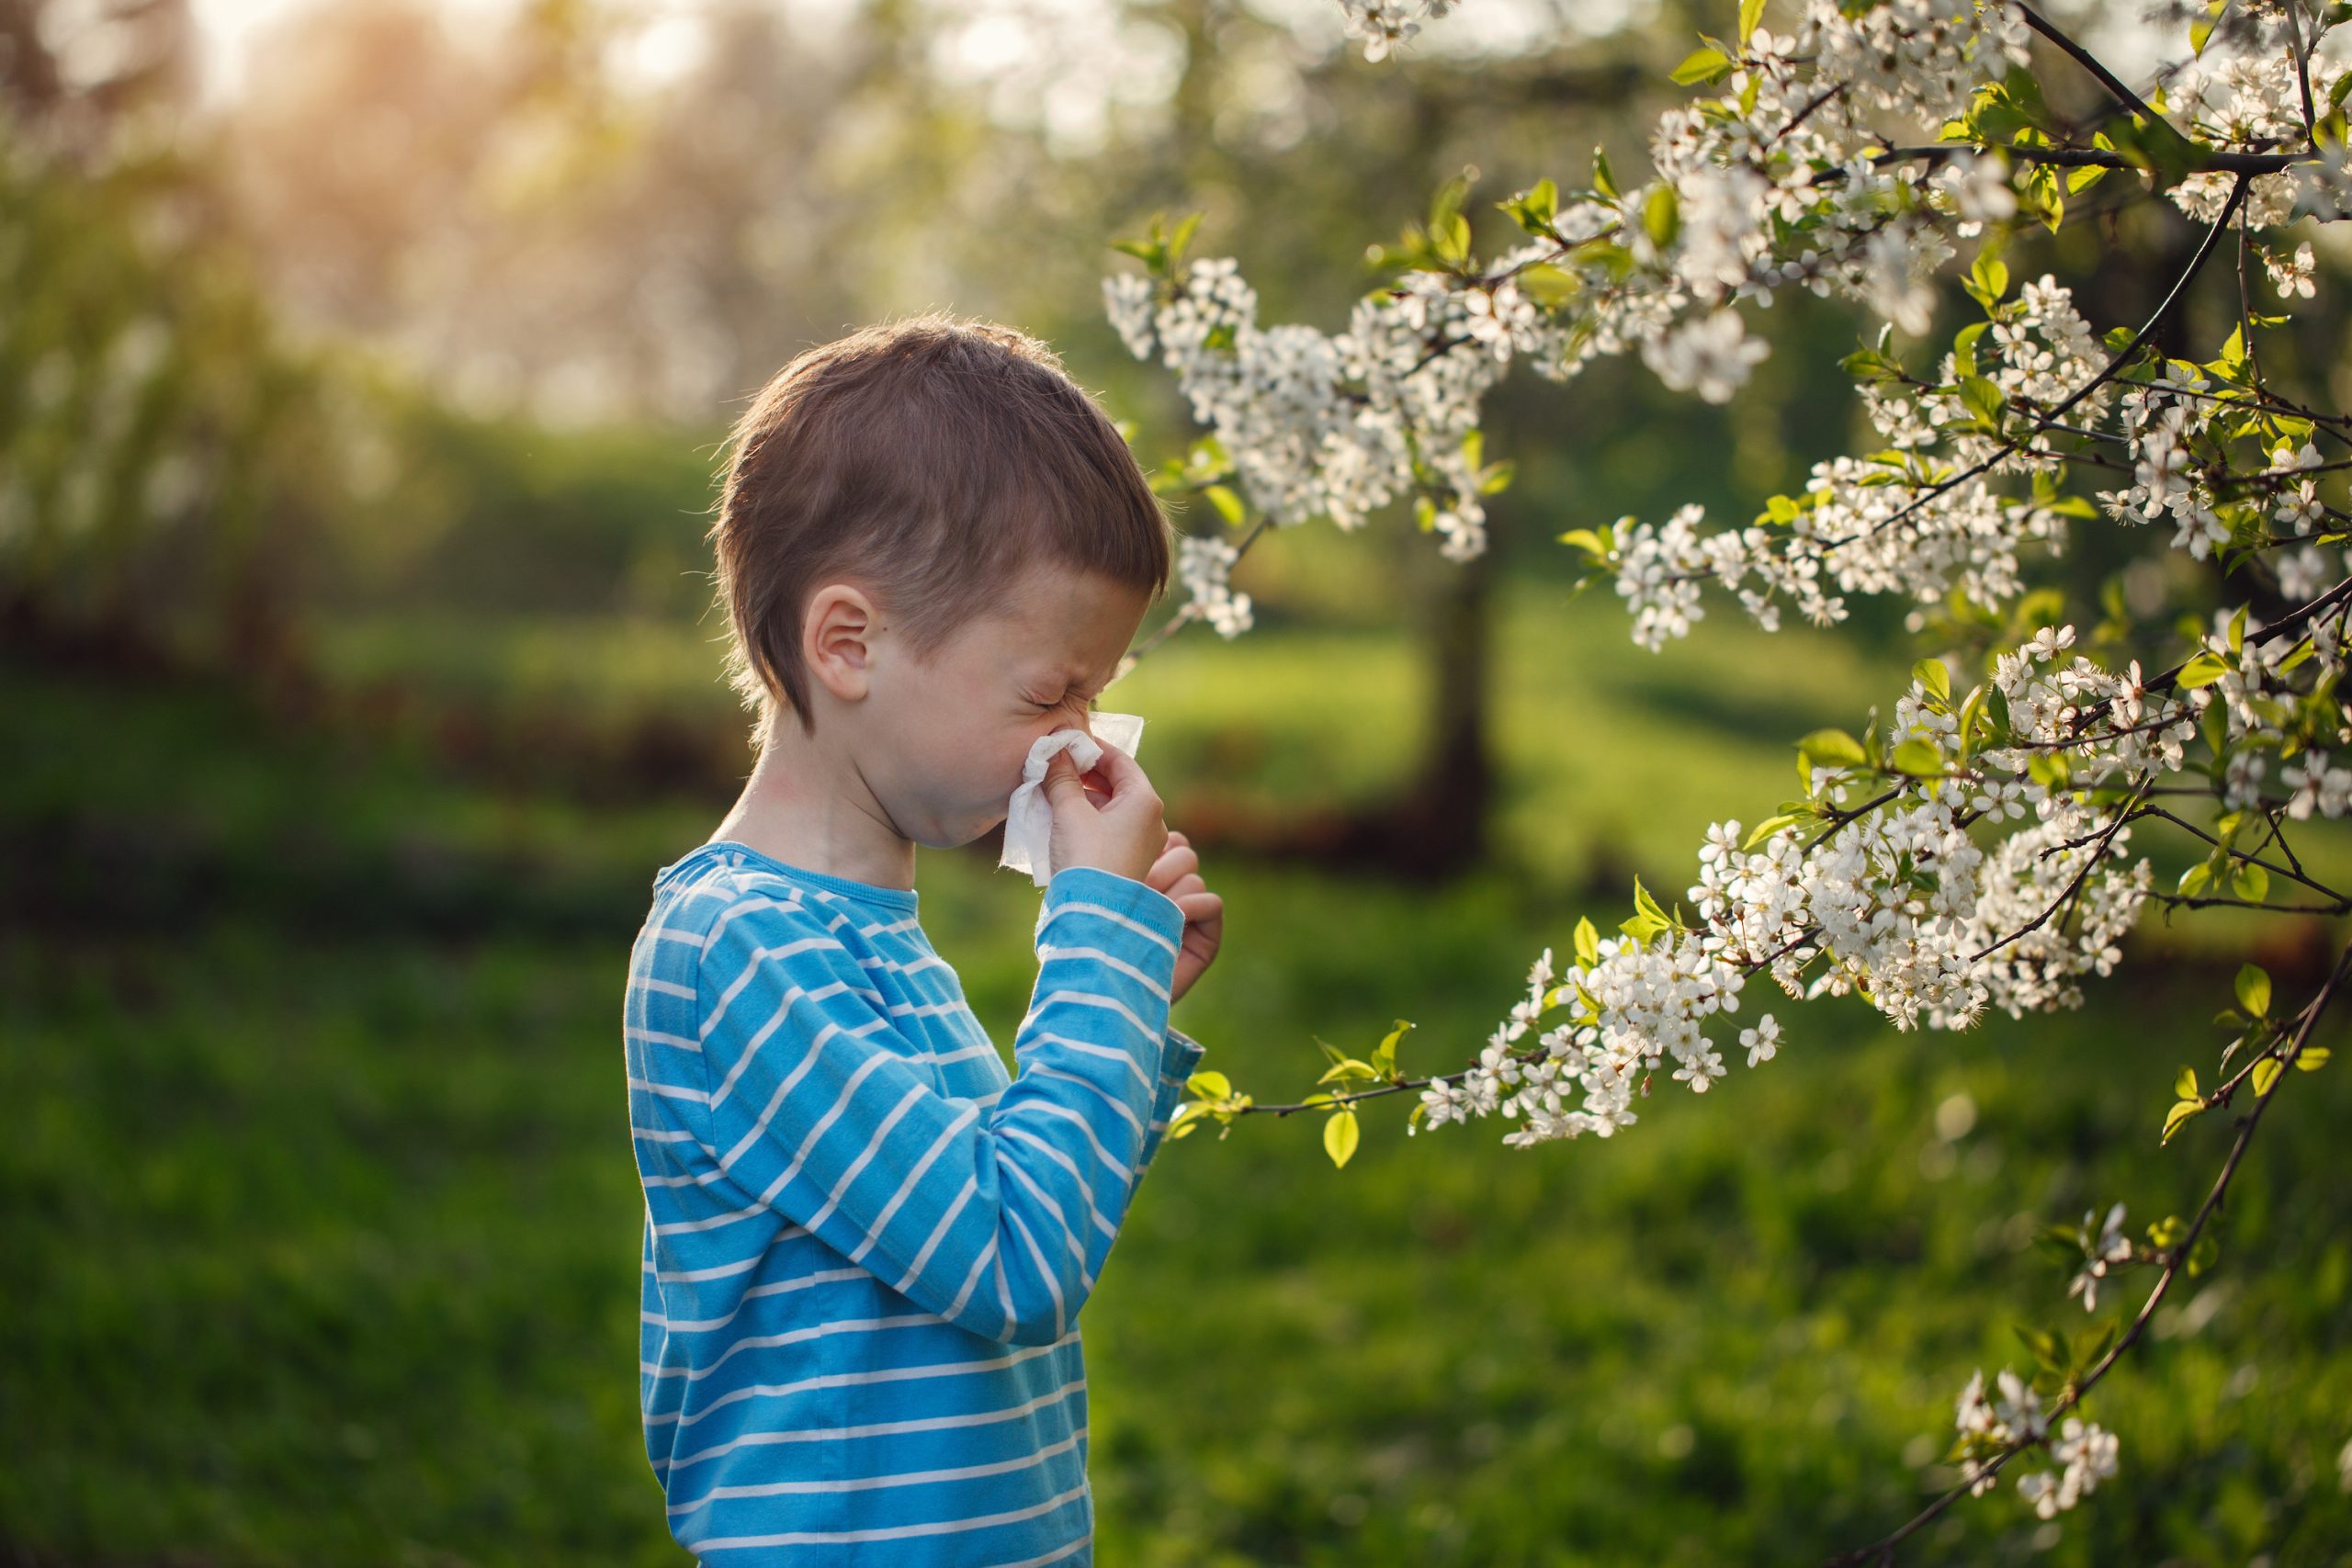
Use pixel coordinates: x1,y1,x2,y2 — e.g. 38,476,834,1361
0,0,370,678
190,0,1769,871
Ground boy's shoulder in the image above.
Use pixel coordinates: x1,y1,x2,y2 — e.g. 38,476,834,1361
635,843,918,993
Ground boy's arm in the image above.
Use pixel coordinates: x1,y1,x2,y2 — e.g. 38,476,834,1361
691,866,1184,1347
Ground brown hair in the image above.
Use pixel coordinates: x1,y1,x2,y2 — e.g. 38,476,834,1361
708,310,1173,750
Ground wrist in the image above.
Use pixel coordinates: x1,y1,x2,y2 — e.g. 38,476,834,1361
1040,864,1185,944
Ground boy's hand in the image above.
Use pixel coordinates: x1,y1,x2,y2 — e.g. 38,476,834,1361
1043,742,1166,886
1144,829,1223,1007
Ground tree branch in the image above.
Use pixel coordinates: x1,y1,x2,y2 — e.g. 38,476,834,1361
2017,4,2167,127
1825,932,2352,1567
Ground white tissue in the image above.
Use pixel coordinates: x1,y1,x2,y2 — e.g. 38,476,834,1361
999,711,1146,887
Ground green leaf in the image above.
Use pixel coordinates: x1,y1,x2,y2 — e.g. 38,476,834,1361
2219,323,2247,372
1643,183,1680,250
1798,728,1868,769
1591,145,1620,200
1955,685,1986,762
1669,46,1734,85
1324,1108,1361,1169
1433,212,1473,267
2299,1045,2333,1071
2162,1098,2205,1144
1738,0,1767,42
2177,652,2232,689
1951,321,1989,379
2236,963,2272,1019
1620,877,1676,946
1633,874,1669,928
1501,178,1558,234
1913,657,1951,705
2251,1056,2282,1097
1891,739,1944,775
2231,861,2268,902
1428,171,1472,236
1574,915,1600,967
1967,251,2010,308
1168,211,1204,269
2175,1065,2199,1100
1744,812,1801,850
1185,1069,1232,1100
1518,263,1579,307
1203,484,1246,526
1957,375,2007,431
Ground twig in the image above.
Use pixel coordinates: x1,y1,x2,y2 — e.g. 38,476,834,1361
2018,4,2166,126
1825,933,2352,1567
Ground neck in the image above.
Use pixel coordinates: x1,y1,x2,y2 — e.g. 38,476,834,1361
708,716,917,892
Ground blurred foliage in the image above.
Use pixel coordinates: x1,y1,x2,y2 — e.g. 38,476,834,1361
0,108,355,670
10,0,2352,1562
6,646,2352,1565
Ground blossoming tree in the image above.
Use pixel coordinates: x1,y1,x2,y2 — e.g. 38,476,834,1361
1098,0,2352,1553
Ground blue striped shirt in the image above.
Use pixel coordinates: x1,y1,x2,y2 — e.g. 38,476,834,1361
625,840,1204,1564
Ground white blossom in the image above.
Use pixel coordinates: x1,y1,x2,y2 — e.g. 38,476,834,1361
2065,1201,2132,1313
1639,308,1771,403
1175,533,1253,637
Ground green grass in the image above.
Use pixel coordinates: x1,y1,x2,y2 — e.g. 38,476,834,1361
8,612,2352,1566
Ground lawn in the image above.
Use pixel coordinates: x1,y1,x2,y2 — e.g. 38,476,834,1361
6,592,2351,1565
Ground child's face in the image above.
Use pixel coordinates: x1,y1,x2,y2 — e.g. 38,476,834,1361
867,558,1151,850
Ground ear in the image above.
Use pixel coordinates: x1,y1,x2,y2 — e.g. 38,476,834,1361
804,581,881,705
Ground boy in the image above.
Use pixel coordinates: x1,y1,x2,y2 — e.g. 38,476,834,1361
624,312,1225,1564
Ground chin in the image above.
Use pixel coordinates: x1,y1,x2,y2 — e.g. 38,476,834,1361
926,812,1003,852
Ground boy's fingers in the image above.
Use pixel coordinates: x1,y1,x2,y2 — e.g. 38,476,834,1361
1149,843,1200,884
1040,749,1090,808
1166,871,1206,899
1087,741,1150,796
1174,889,1222,924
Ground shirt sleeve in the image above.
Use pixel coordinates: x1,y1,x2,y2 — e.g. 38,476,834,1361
1140,1024,1207,1170
691,865,1187,1347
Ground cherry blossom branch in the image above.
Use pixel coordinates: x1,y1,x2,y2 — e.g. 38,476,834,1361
2017,3,2166,126
2131,804,2347,906
1825,932,2352,1567
1836,172,2251,549
1971,773,2153,964
1868,141,2310,176
2132,570,2352,705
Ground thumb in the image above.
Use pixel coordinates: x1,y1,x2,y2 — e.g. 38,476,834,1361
1039,748,1091,809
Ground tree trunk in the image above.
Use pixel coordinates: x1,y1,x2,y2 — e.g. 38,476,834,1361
1380,537,1497,876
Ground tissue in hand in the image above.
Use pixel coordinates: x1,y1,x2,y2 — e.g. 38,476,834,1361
998,711,1146,886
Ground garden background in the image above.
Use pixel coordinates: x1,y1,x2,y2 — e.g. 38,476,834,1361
5,0,2349,1562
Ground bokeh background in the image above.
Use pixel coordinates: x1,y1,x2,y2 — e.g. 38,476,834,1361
6,0,2352,1562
